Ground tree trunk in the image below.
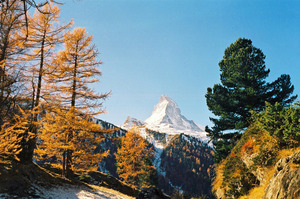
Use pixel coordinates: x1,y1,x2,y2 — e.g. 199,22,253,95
66,150,73,178
62,150,66,176
17,131,36,164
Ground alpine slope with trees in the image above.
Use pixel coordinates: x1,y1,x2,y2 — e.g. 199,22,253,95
96,118,214,198
206,38,299,199
1,0,299,199
205,38,297,162
117,95,215,197
0,0,111,191
212,102,300,199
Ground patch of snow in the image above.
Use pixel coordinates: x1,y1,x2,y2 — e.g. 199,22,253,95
168,180,183,194
181,134,191,144
119,95,213,180
153,146,166,177
129,127,166,177
38,185,129,199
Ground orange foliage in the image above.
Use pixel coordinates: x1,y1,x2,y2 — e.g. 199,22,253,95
0,108,35,161
35,108,109,173
46,27,109,116
240,139,255,155
115,128,156,189
24,3,73,110
229,152,237,157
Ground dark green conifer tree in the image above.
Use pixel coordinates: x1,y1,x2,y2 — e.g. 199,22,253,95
205,38,297,162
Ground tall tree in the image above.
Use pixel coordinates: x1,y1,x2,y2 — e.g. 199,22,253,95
115,129,157,189
0,0,35,163
46,27,108,115
17,3,72,163
205,38,297,162
44,27,109,177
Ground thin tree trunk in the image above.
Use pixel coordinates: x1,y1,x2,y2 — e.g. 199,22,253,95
65,45,78,178
34,32,46,112
71,53,78,108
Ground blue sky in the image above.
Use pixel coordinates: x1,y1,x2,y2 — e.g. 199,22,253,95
59,0,300,127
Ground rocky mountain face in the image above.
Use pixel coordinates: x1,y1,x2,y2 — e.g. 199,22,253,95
264,151,300,199
96,95,214,197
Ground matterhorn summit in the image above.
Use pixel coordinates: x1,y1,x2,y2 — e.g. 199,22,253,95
122,95,209,143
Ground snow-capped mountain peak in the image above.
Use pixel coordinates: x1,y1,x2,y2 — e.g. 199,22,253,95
145,95,204,132
122,95,209,143
145,95,181,127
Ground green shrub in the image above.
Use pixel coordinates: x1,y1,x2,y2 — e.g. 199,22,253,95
251,102,300,145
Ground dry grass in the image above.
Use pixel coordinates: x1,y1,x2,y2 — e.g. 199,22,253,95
0,159,137,198
232,168,242,178
277,146,300,159
212,127,299,199
289,163,299,170
240,167,275,199
212,161,225,194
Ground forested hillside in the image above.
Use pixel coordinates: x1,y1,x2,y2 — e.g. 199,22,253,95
160,134,214,196
95,119,215,197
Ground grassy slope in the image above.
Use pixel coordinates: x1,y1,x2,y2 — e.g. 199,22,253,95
212,126,300,199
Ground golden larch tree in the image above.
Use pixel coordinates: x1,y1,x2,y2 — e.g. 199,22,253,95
18,3,73,163
46,27,108,115
115,129,157,189
37,27,109,177
0,0,35,163
25,3,73,111
0,107,35,161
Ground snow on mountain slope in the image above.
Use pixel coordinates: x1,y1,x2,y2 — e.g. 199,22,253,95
122,95,209,143
117,97,213,194
145,95,208,142
122,116,145,129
